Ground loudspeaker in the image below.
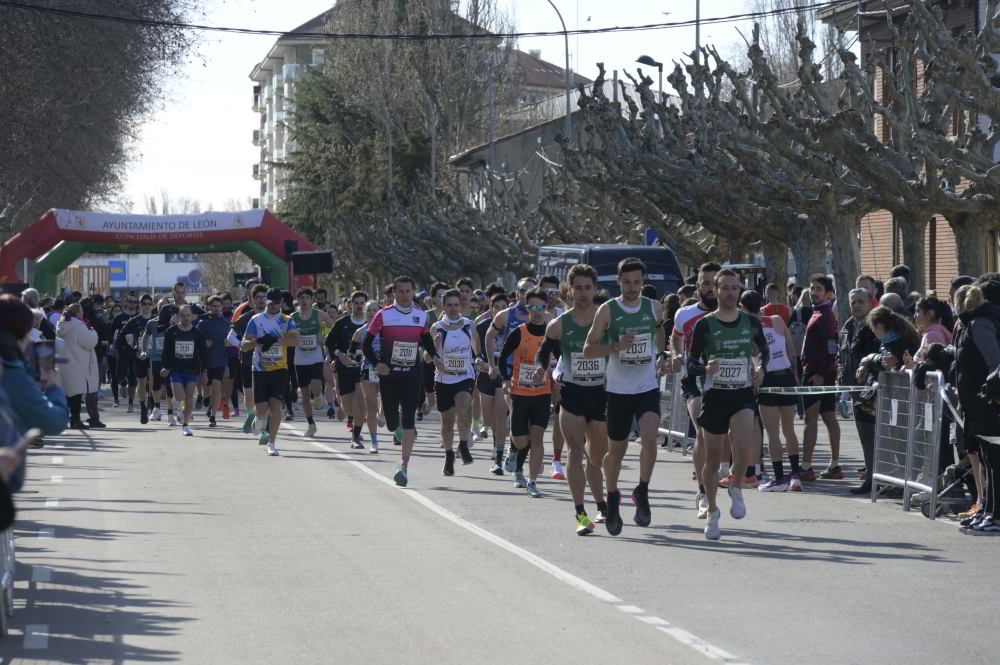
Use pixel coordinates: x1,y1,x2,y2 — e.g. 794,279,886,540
291,251,334,275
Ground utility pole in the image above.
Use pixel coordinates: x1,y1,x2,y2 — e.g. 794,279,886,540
545,0,572,231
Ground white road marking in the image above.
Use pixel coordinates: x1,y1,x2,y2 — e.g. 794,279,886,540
22,624,49,649
31,566,52,583
44,498,59,508
50,475,63,483
281,423,750,664
37,528,55,539
51,457,64,465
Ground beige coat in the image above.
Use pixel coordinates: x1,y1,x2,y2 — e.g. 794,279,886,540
56,316,100,397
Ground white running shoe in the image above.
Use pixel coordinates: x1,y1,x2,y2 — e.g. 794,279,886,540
369,442,379,454
696,492,709,519
181,426,193,437
167,414,178,427
151,407,161,421
705,509,721,540
305,423,317,438
729,485,747,519
313,393,325,410
550,460,566,480
252,416,264,436
266,444,280,456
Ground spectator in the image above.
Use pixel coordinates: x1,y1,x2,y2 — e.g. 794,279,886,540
660,293,681,336
677,284,696,301
855,274,879,307
641,284,658,300
879,292,909,318
884,276,909,301
57,303,105,429
48,298,65,329
839,288,880,494
800,274,842,481
0,295,68,489
912,296,954,363
891,264,911,283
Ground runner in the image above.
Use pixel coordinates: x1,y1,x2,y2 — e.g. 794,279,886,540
230,284,269,434
538,264,609,535
121,295,154,423
739,290,802,492
476,291,511,474
326,291,367,445
540,274,567,480
293,287,336,438
432,289,477,475
584,257,669,535
110,295,139,411
421,282,449,417
140,299,173,424
242,287,299,456
686,269,769,540
350,301,383,453
196,295,231,428
670,262,719,518
160,305,208,437
363,276,438,486
498,288,552,498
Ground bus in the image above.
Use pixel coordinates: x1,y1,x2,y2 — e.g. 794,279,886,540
536,244,684,298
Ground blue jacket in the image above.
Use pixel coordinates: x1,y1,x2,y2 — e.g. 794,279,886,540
1,358,69,492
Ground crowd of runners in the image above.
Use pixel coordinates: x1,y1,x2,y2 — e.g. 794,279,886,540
22,256,1000,540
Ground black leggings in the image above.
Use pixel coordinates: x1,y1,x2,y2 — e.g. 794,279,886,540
379,372,421,431
107,356,119,401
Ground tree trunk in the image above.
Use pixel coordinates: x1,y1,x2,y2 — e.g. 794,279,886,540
828,214,861,325
949,212,993,278
789,217,826,286
896,214,927,294
761,239,789,293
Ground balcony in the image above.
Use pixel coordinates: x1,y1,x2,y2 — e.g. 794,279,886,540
252,164,261,180
252,129,261,146
252,84,261,112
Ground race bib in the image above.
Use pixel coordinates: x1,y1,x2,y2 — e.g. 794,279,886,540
714,357,748,389
570,352,605,382
154,337,165,352
298,334,318,351
391,341,418,367
368,367,380,383
517,362,540,388
619,333,652,365
175,340,195,359
125,333,135,347
262,344,284,363
444,353,470,375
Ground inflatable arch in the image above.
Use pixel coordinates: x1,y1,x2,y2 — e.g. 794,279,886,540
0,209,316,294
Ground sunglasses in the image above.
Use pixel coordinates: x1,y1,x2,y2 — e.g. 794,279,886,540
526,304,546,312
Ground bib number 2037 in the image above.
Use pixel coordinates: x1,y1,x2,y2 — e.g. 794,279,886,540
619,333,652,365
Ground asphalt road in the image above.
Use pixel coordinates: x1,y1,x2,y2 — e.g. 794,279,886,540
2,396,997,665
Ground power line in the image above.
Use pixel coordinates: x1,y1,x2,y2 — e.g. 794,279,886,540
0,0,848,42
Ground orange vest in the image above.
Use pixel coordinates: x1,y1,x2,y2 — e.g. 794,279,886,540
511,323,551,397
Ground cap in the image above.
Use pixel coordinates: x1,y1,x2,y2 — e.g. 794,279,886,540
739,289,763,313
266,287,284,302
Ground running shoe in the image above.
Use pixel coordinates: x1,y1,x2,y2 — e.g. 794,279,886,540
503,449,517,473
167,414,178,427
326,404,337,420
696,492,709,519
512,471,527,488
313,392,325,411
221,402,230,419
799,468,818,482
242,412,254,434
266,444,280,456
526,481,543,498
127,403,135,414
393,428,403,446
113,400,120,408
353,427,363,446
140,402,149,425
576,513,595,536
258,432,268,446
393,465,408,487
443,450,456,476
458,442,474,465
233,406,240,418
151,406,162,421
728,485,747,519
252,416,264,436
346,416,354,433
966,519,1000,536
631,485,652,527
789,474,803,492
490,463,504,475
606,491,624,536
350,440,364,449
742,474,760,489
208,416,217,428
718,473,735,489
594,510,607,524
550,460,566,480
958,502,983,520
820,464,845,480
759,477,790,492
305,423,317,438
959,509,986,528
369,442,379,454
182,426,193,437
704,509,721,540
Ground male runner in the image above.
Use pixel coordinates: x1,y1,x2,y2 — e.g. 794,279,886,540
584,257,669,535
498,288,551,499
140,299,173,424
294,288,336,438
540,274,567,480
432,289,476,475
363,276,438,486
326,291,367,444
160,305,208,437
421,282,449,416
242,287,299,456
230,284,268,433
121,295,154,423
110,295,139,410
476,291,511,474
686,269,768,540
538,264,609,535
197,295,231,428
671,262,719,518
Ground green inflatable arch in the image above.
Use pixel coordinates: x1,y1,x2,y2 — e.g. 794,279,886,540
32,240,289,295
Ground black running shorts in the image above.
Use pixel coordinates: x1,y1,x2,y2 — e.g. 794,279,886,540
757,369,798,408
559,382,607,423
510,393,552,437
606,389,660,441
435,379,474,413
297,362,326,388
335,364,361,395
476,371,501,397
254,369,289,405
698,388,756,436
379,371,422,431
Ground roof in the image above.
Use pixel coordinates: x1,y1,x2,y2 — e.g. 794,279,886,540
817,1,939,27
515,50,592,90
448,110,582,169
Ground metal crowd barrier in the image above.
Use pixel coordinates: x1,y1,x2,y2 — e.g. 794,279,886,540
871,369,944,518
0,527,14,636
658,371,690,452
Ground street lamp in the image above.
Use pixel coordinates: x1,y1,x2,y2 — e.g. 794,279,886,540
636,55,663,102
545,0,572,143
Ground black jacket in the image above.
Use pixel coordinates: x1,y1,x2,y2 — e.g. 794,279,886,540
956,302,1000,426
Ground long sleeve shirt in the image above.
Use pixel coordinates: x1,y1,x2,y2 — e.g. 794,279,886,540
161,325,207,376
801,299,839,383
